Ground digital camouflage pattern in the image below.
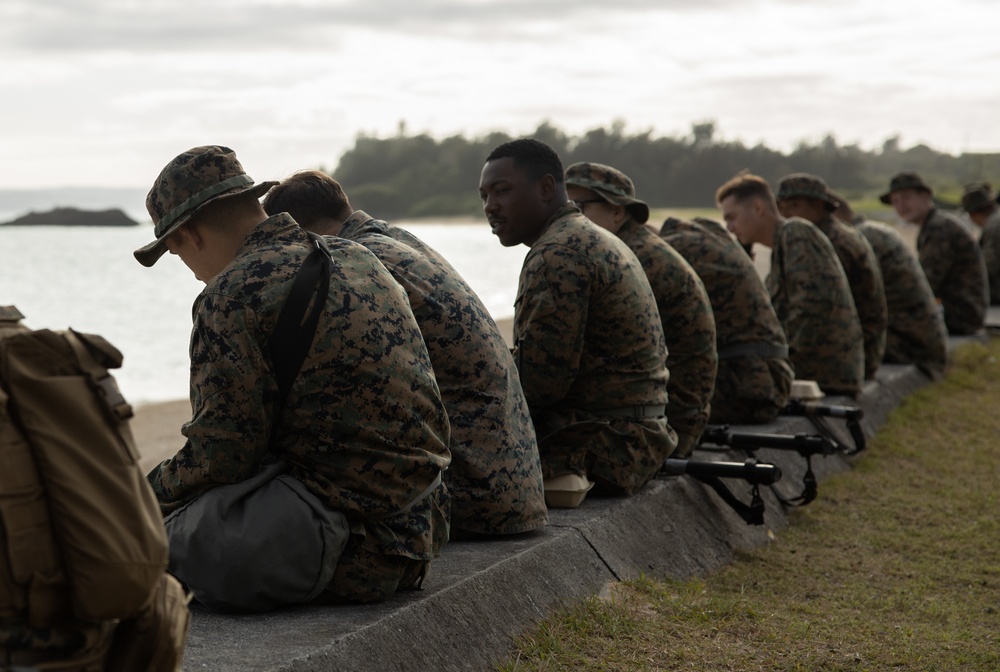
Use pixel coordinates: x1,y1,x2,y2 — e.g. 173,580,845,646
852,219,948,374
336,211,547,536
979,209,1000,306
513,203,676,494
916,208,989,334
767,218,864,397
614,218,717,458
147,213,451,595
660,217,793,424
813,213,888,379
135,144,277,267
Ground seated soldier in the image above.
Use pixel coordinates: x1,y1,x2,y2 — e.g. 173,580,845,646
564,161,717,458
882,171,988,335
659,216,794,424
261,170,548,539
479,138,677,503
135,145,451,607
961,182,1000,306
775,173,888,380
717,171,864,398
832,194,948,377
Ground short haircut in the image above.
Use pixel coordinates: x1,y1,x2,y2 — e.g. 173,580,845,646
262,170,353,228
715,171,774,205
485,138,564,184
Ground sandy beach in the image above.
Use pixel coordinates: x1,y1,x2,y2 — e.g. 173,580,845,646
133,316,516,471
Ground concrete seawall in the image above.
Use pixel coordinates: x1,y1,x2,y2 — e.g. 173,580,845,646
131,331,990,672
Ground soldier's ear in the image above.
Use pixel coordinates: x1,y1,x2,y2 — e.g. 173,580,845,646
537,174,557,203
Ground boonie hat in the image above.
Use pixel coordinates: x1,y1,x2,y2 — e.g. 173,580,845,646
134,145,277,267
961,182,995,213
879,171,933,205
775,173,837,211
564,162,650,224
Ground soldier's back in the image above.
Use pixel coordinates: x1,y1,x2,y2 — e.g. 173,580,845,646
767,217,864,397
660,217,792,423
855,219,947,373
917,209,988,334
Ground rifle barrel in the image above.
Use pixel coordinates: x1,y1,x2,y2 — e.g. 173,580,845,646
663,458,782,485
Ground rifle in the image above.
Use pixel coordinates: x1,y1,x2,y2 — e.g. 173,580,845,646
782,399,866,455
660,457,782,526
698,425,839,508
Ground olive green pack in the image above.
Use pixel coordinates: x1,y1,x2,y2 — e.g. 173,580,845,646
0,316,188,669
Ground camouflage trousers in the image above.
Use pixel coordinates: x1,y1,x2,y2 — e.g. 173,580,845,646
709,357,794,426
315,538,428,604
531,405,677,496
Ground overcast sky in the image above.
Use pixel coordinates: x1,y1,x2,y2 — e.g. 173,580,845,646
2,0,999,189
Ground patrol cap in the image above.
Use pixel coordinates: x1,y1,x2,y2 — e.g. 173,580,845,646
775,173,837,211
961,182,995,213
879,171,932,205
134,145,277,267
564,162,650,224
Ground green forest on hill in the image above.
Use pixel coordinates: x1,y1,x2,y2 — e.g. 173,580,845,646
322,120,1000,220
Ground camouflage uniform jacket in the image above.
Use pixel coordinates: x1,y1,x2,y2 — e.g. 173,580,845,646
148,213,451,561
660,218,793,424
855,219,947,374
814,214,888,379
513,203,675,494
337,211,547,536
766,217,864,397
615,218,717,457
917,208,988,334
979,209,1000,306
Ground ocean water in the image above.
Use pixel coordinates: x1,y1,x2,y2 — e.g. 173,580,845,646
0,218,526,406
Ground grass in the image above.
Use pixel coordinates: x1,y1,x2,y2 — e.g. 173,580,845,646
497,340,1000,671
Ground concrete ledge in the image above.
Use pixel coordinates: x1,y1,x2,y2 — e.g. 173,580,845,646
178,333,985,672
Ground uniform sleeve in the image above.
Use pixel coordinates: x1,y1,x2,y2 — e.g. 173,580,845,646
918,223,953,297
781,227,847,355
148,293,276,512
513,246,589,410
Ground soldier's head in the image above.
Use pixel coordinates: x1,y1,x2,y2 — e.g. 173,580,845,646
263,170,353,236
961,182,998,227
135,145,276,282
775,173,837,225
480,138,567,247
880,171,934,225
564,162,649,235
716,171,782,249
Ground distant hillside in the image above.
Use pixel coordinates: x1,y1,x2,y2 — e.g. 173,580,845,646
0,207,139,227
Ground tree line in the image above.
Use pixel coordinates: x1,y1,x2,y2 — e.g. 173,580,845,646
325,120,1000,220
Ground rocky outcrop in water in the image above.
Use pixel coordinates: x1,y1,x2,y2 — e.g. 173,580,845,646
0,207,139,227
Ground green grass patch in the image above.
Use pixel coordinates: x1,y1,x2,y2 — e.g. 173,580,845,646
498,341,1000,671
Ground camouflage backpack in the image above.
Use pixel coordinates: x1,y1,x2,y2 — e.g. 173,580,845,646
0,306,188,670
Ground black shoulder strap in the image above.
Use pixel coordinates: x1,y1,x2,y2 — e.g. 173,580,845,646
269,232,332,415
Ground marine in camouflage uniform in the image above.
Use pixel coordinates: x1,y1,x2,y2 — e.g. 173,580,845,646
882,171,988,335
659,217,794,424
776,174,888,379
831,194,948,376
717,172,864,398
262,172,547,538
961,182,1000,306
480,139,676,496
565,162,716,458
136,146,451,604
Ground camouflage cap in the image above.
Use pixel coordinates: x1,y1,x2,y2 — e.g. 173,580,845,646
775,173,837,211
879,171,932,205
133,145,277,267
564,162,650,224
961,182,995,213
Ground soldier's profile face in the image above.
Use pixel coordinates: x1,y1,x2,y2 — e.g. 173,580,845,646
719,195,759,246
566,185,617,232
889,188,933,225
479,157,548,247
776,197,827,225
